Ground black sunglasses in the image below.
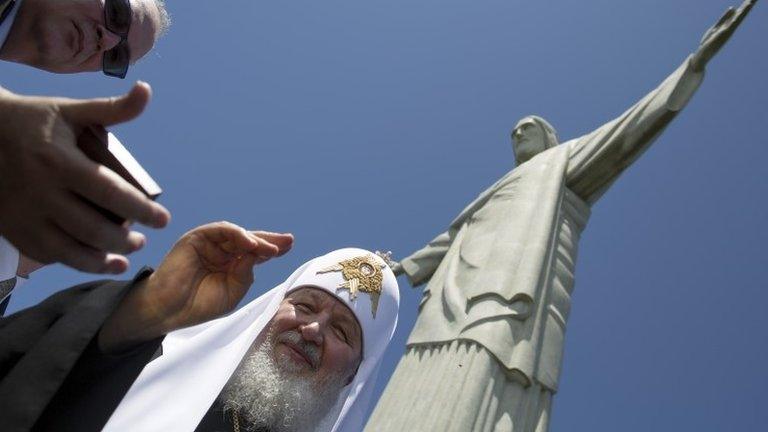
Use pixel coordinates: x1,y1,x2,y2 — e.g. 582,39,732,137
102,0,132,79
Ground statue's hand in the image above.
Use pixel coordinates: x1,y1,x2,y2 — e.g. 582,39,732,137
692,0,757,72
390,261,404,276
375,250,404,276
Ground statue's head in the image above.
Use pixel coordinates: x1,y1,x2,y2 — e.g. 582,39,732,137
511,115,559,164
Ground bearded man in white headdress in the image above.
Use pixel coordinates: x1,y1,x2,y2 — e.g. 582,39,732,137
0,221,399,432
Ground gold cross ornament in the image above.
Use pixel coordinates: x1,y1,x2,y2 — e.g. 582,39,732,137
317,254,385,318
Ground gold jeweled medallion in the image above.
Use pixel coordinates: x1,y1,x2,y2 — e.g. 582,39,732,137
317,254,385,318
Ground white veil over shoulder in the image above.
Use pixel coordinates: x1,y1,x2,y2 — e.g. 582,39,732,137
103,248,400,432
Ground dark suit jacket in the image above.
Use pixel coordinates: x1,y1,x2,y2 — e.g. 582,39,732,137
0,268,252,432
0,269,156,432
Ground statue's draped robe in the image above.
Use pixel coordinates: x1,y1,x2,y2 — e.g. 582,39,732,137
367,57,703,432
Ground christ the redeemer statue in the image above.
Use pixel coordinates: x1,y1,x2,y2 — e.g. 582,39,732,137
366,1,758,431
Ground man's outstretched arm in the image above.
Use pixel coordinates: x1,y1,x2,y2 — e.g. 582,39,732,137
97,222,293,353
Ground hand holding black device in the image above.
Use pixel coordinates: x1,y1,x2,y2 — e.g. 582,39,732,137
77,126,162,224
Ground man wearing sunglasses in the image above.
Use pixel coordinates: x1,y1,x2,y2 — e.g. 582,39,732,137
1,0,170,75
0,0,171,305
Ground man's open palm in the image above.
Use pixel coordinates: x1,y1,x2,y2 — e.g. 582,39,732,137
99,222,293,352
150,222,293,330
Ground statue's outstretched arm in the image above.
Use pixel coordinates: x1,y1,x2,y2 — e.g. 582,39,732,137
566,0,757,204
393,179,496,283
395,230,453,286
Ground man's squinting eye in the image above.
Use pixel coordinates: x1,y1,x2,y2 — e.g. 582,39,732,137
334,324,351,345
294,301,313,312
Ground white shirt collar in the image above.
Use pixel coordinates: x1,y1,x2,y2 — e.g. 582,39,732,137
0,0,22,51
0,236,20,281
0,236,22,304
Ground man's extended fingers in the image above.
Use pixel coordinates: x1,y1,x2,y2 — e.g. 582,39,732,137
59,82,152,128
191,223,292,262
197,221,260,255
48,225,129,274
204,224,291,258
251,235,281,258
218,237,259,256
53,194,145,255
250,231,294,256
67,154,170,228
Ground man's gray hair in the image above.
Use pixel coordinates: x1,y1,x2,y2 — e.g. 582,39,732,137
153,0,172,38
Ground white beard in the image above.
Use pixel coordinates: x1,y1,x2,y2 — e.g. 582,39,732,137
221,331,345,432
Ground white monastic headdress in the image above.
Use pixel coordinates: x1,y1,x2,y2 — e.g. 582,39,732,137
103,248,400,432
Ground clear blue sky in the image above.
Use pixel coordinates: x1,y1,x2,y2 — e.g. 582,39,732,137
3,0,767,430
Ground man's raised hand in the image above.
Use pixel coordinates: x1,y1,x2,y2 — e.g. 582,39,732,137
98,222,293,352
0,82,171,274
